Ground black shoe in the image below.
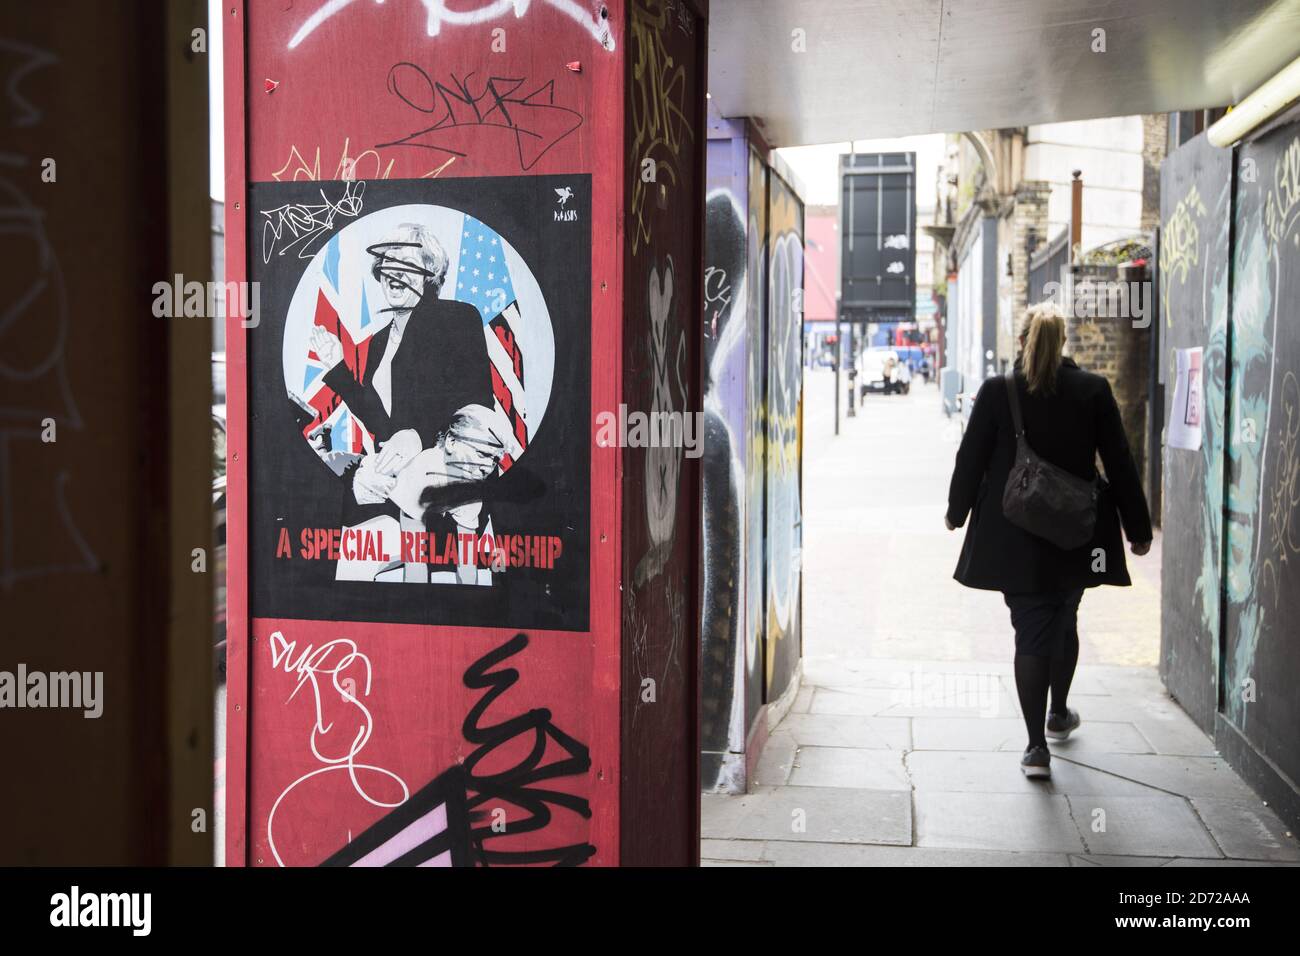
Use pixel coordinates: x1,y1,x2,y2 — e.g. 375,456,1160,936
1046,708,1081,740
1020,744,1051,779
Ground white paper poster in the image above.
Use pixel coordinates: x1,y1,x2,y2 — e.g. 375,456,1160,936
1169,347,1204,451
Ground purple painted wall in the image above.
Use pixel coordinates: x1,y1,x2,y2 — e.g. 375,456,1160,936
700,116,803,793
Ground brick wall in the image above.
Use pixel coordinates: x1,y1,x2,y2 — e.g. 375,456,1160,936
1011,180,1051,325
1065,264,1151,489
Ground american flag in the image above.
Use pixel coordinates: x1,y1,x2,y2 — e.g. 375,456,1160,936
454,216,529,473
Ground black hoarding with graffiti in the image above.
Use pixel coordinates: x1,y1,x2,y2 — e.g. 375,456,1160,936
1156,134,1230,734
247,175,591,631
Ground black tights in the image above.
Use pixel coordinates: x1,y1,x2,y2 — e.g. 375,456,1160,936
1013,640,1079,748
1005,589,1083,749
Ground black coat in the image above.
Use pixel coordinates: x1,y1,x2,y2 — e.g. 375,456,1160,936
323,293,493,528
946,358,1153,594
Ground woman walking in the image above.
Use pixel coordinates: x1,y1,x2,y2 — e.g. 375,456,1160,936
944,305,1153,779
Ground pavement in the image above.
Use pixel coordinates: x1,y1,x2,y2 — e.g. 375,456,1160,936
701,369,1299,866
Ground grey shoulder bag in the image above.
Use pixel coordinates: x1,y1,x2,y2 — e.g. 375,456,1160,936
1001,371,1099,550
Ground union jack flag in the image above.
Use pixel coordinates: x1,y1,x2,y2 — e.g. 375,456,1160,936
300,234,373,457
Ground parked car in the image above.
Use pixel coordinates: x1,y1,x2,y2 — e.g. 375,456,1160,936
857,347,910,396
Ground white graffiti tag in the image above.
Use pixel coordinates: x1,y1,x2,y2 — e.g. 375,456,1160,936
265,630,409,867
288,0,616,52
259,180,364,265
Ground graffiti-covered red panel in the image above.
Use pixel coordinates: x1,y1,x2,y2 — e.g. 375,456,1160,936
227,0,626,866
250,620,600,866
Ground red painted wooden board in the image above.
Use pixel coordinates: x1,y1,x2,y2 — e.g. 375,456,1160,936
226,0,625,866
618,0,706,866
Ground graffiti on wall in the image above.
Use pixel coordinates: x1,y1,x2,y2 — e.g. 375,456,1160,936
267,629,596,866
1158,136,1230,733
699,186,748,790
763,177,803,703
273,137,400,183
0,39,98,590
743,150,767,716
1160,124,1300,788
248,175,591,630
1221,130,1300,781
629,0,693,254
287,0,618,52
634,256,687,585
618,0,701,863
265,630,409,866
1256,135,1300,619
376,62,585,173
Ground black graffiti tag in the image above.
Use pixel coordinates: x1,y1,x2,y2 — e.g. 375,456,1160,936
461,632,596,866
377,63,583,172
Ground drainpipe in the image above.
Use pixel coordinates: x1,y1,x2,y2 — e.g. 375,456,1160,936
1207,53,1300,146
1070,170,1083,264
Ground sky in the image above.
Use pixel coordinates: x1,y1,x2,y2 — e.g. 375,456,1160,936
776,135,947,212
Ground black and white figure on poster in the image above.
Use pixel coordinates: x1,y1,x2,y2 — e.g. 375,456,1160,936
289,209,549,585
309,224,502,582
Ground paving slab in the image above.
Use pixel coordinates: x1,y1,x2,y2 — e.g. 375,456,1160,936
910,716,1030,752
808,686,900,716
752,729,798,787
1035,721,1156,755
1069,854,1175,866
1065,794,1221,858
1190,798,1300,862
1094,669,1172,698
761,841,1069,867
906,750,1046,794
702,786,912,845
789,746,911,790
1062,693,1164,723
909,715,1152,754
914,791,1087,853
700,839,766,862
789,685,815,714
701,859,774,867
1053,669,1111,696
1063,693,1217,756
1045,757,1165,797
802,657,907,690
1128,718,1221,758
1162,858,1300,867
879,670,1021,719
779,712,912,750
1067,753,1259,800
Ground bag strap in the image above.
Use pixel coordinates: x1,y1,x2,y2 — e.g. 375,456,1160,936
1004,369,1025,438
